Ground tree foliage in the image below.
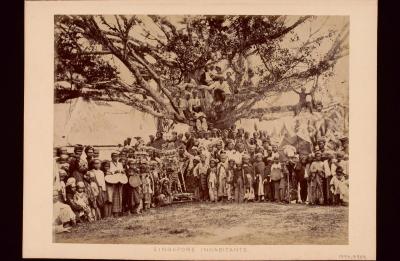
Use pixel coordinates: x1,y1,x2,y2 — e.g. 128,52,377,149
54,15,349,128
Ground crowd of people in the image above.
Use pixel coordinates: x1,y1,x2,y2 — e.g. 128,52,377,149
53,125,349,233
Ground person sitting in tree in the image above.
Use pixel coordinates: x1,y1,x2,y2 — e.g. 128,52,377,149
293,86,313,116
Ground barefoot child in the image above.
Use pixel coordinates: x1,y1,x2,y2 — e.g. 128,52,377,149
74,181,95,222
89,159,106,218
101,160,113,218
217,153,228,202
207,159,218,203
89,172,102,220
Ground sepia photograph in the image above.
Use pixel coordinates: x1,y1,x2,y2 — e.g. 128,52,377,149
52,14,350,245
23,0,377,259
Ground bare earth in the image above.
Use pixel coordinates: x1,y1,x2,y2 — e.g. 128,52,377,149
55,202,348,245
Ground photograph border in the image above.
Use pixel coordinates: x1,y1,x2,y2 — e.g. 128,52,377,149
24,0,377,259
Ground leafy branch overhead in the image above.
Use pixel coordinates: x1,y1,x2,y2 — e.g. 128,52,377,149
54,15,349,127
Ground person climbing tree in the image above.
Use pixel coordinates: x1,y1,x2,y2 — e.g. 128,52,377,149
292,75,321,116
293,86,313,116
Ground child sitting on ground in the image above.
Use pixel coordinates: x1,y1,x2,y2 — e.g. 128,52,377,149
53,190,76,233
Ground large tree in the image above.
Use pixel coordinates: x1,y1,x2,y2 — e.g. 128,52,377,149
54,15,349,129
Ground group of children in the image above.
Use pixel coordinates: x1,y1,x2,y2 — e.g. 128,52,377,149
53,127,349,233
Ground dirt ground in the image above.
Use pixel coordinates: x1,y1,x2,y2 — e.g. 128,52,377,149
54,202,348,245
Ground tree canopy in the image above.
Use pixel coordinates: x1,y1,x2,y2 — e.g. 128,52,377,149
54,15,349,128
